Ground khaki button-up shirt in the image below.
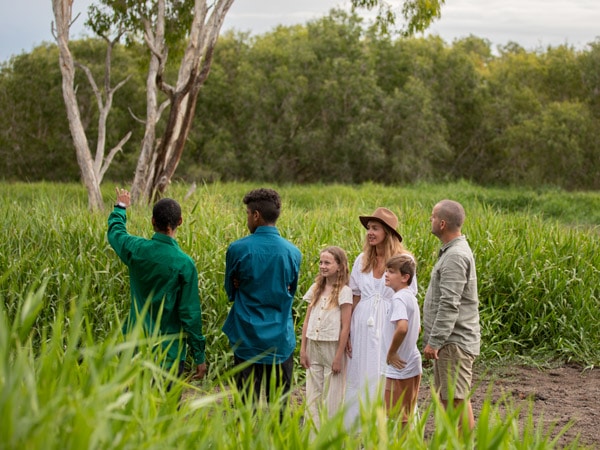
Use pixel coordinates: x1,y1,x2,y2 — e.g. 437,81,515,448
423,235,481,356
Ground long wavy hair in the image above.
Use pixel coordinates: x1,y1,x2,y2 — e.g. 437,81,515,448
361,221,412,273
310,246,350,310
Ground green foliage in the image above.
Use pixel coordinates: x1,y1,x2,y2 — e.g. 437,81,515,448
0,281,575,449
189,16,600,190
0,39,147,182
86,0,196,50
0,45,78,180
1,181,599,370
2,11,600,190
351,0,445,35
500,101,599,189
0,181,596,447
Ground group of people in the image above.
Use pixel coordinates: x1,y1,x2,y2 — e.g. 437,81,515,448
107,186,480,434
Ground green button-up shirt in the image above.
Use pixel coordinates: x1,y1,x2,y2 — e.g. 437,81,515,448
423,235,480,356
108,207,206,367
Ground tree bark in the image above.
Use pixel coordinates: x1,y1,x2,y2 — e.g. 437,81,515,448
52,0,132,210
130,0,235,204
130,9,166,204
52,0,104,210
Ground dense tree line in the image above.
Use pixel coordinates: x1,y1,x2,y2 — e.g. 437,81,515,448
1,10,599,190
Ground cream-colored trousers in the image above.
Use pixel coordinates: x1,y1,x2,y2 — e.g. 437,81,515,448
305,339,347,430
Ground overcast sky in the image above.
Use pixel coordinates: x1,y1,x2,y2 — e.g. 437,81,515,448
2,0,599,62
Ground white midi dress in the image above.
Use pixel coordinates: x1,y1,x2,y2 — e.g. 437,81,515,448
344,253,418,430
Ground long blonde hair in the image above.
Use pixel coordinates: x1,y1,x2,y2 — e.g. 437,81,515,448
310,246,350,310
361,221,412,273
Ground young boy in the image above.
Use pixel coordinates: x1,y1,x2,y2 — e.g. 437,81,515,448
382,253,422,425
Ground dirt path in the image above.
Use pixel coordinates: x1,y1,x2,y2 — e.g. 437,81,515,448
418,363,600,448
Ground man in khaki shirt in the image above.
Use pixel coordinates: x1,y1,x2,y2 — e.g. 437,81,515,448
423,199,480,431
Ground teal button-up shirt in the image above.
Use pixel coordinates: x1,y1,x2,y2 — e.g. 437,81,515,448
223,226,302,363
108,207,206,367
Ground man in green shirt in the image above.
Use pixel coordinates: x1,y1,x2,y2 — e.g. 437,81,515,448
108,188,207,381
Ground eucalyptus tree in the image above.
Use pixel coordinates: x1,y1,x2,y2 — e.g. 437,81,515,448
191,11,388,183
123,0,444,202
84,0,236,204
354,0,445,35
52,0,132,210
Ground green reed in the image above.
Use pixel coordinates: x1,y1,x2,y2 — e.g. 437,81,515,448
2,181,599,369
0,284,576,449
1,181,597,448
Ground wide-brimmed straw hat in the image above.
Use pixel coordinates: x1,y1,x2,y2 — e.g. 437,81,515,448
359,207,403,242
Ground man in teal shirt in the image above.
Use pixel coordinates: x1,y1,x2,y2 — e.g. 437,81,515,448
108,188,206,380
223,188,302,403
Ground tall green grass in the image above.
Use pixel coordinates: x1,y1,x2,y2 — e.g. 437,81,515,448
2,181,598,367
0,181,598,447
0,283,579,449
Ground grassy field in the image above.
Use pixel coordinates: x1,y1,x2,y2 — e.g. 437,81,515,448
1,181,599,448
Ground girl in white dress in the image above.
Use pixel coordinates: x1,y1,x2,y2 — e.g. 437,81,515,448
344,208,417,430
300,246,353,432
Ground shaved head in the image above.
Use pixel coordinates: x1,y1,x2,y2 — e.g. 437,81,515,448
434,200,465,232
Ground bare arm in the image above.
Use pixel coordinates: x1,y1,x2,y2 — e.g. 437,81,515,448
351,294,361,312
346,295,361,358
387,319,408,370
332,303,352,374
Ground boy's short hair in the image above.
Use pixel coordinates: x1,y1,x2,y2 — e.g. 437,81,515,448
153,198,182,232
386,254,416,285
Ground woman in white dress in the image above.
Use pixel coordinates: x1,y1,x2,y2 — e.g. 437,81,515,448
344,207,417,430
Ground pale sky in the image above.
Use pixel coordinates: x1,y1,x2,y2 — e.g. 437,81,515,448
1,0,599,62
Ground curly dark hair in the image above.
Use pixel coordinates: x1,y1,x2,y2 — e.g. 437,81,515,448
243,188,281,223
152,198,182,232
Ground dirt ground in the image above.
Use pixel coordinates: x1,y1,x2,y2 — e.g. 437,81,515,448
190,363,599,447
418,363,600,448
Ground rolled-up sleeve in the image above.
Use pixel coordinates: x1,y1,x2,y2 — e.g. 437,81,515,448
427,255,468,349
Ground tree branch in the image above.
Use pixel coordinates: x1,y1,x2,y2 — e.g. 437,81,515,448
157,99,170,122
75,61,104,109
99,131,132,181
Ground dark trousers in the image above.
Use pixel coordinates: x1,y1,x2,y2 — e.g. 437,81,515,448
233,354,294,404
166,360,186,393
